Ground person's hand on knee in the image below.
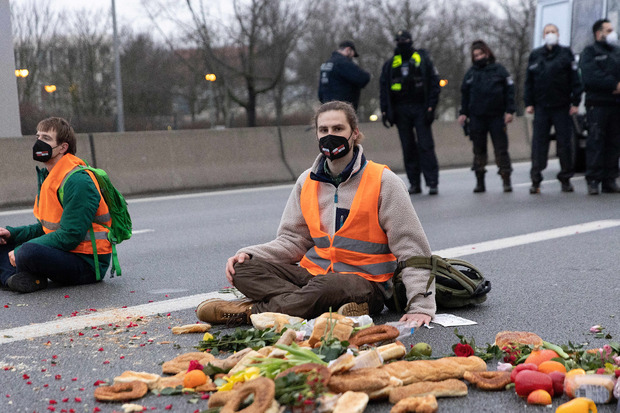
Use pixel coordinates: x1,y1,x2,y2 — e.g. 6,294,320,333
8,250,15,267
225,253,250,286
0,228,10,245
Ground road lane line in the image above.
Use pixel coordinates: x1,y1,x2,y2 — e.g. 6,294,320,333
0,291,232,345
434,219,620,257
1,219,619,345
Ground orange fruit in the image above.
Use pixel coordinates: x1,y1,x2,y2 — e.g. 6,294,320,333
527,389,552,405
183,369,207,388
565,368,586,379
524,349,560,366
538,360,567,374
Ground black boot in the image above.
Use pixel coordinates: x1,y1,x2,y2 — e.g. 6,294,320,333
7,272,48,293
473,171,485,193
501,173,512,193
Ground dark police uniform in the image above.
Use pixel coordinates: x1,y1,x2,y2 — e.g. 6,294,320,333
525,44,582,189
318,51,370,111
579,40,620,193
460,61,515,178
380,48,440,192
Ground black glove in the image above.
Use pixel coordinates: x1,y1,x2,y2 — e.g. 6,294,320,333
382,113,392,128
425,109,435,125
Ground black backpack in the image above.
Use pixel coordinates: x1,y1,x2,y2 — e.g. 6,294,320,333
388,255,491,312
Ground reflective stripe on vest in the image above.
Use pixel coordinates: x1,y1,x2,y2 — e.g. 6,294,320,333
299,161,397,282
391,52,422,91
33,154,112,255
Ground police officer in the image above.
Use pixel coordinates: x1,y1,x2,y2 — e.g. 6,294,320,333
525,24,583,194
458,40,515,193
380,30,440,195
318,41,371,111
579,19,620,195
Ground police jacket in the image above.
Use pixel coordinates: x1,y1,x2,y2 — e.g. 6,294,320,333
579,41,620,106
318,51,371,110
524,45,582,108
459,62,515,117
379,48,440,124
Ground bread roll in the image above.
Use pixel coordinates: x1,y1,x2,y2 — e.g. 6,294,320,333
494,331,543,349
309,313,354,347
390,394,438,413
380,356,487,385
333,391,369,413
377,342,406,361
171,323,211,334
114,371,161,389
250,312,304,332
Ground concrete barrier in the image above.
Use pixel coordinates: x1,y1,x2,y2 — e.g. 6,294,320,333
0,118,532,208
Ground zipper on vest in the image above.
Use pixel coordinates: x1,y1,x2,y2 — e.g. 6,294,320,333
334,187,339,204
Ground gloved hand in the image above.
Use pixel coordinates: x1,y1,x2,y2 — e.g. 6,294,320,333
425,109,435,125
382,113,392,128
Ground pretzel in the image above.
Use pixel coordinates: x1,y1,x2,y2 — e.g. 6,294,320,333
94,380,148,402
275,363,331,386
463,370,512,391
220,377,275,413
349,325,400,346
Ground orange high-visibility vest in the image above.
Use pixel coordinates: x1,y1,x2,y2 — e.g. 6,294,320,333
299,161,397,282
33,153,112,255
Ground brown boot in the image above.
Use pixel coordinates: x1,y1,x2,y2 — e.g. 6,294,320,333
196,298,254,325
337,302,369,317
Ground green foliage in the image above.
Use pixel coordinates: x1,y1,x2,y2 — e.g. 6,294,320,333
195,327,282,353
274,371,326,408
311,337,350,363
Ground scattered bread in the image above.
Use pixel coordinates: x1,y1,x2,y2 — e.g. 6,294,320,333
349,325,400,347
122,403,147,413
463,370,512,391
377,341,407,362
333,391,369,413
94,380,148,402
328,367,392,395
250,312,304,332
208,389,237,408
389,379,468,403
390,394,438,413
309,313,354,347
220,377,275,413
227,350,264,375
161,352,215,375
171,323,211,334
152,372,184,391
494,331,543,349
380,356,487,385
207,347,254,372
329,353,356,375
114,371,161,390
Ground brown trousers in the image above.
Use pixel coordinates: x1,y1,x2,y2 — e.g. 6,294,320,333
232,259,385,320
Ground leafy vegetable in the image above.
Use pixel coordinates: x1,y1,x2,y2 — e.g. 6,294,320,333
195,327,281,353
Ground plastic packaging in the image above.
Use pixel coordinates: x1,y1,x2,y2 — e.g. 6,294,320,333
385,321,416,341
565,374,615,404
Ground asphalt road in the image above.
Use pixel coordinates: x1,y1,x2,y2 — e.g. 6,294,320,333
1,160,619,413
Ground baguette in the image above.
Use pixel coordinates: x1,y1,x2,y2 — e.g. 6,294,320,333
171,323,211,334
381,356,487,385
389,379,467,403
390,394,438,413
328,367,392,394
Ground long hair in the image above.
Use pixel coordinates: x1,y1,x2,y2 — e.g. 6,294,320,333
470,40,496,64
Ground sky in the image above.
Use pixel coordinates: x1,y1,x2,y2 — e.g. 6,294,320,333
9,0,234,40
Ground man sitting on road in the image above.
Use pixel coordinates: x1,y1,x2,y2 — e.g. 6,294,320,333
0,117,112,293
196,101,435,327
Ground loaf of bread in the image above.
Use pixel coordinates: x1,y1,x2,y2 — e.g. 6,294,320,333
333,391,369,413
390,394,438,413
377,341,407,361
309,313,354,347
113,371,161,389
380,356,487,385
171,323,211,334
494,331,543,349
250,312,304,332
389,379,467,403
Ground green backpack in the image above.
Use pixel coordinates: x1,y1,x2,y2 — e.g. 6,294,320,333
389,255,491,312
59,164,132,280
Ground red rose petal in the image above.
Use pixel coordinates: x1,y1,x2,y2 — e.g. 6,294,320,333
165,405,172,410
64,295,69,298
49,400,57,404
62,398,69,402
71,378,77,381
52,355,58,359
55,374,61,380
93,380,106,386
102,361,109,365
74,397,81,402
97,347,104,351
23,374,29,379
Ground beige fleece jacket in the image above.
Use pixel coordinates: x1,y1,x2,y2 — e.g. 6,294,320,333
238,145,436,318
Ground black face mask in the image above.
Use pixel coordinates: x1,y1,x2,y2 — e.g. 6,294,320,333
474,57,489,68
32,139,59,162
395,42,413,56
318,133,352,161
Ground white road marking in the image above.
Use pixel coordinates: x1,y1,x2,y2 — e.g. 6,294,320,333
434,219,620,258
1,220,618,345
0,291,232,345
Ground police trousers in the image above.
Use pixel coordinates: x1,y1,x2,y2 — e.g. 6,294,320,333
231,258,385,320
469,115,512,175
393,103,439,188
530,106,574,184
585,106,620,184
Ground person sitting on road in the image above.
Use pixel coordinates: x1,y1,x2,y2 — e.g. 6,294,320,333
0,117,112,293
196,101,435,326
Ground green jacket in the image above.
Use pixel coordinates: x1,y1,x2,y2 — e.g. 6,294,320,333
7,164,111,277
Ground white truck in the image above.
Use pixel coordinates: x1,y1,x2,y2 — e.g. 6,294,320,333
533,0,619,171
